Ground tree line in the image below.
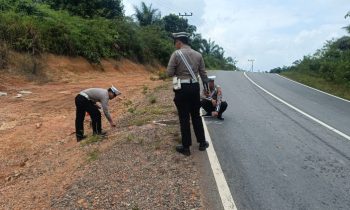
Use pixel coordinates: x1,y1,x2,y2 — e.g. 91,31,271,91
270,12,350,87
0,0,236,70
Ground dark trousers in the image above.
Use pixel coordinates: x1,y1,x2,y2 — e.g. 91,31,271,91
174,83,206,148
201,99,228,118
75,94,102,138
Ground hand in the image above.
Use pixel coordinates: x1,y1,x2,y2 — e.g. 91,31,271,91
211,99,217,107
110,121,116,127
211,111,219,117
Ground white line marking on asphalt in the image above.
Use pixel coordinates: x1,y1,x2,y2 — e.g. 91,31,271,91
244,72,350,142
276,74,350,103
202,117,238,210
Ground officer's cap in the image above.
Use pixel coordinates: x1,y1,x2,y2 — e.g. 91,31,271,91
208,76,216,82
172,32,190,39
110,85,121,96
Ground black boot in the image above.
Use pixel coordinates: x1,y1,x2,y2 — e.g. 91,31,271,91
217,115,224,120
199,141,209,151
176,145,191,156
77,135,87,142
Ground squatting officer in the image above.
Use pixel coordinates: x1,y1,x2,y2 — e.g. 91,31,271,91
167,32,209,156
201,76,228,120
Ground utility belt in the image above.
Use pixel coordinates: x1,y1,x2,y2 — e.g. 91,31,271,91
180,78,198,84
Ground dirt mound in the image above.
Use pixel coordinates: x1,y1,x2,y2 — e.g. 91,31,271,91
0,54,169,209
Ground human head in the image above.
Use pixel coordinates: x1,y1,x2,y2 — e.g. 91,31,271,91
108,85,121,99
208,76,216,89
172,32,190,49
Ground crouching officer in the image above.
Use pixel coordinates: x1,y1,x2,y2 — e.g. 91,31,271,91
201,76,228,120
167,32,209,156
75,86,121,142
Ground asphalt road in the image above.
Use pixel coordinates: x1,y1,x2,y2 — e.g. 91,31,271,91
204,71,350,210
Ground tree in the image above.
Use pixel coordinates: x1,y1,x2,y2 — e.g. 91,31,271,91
43,0,124,19
162,14,196,33
345,11,350,33
200,39,220,55
133,2,160,26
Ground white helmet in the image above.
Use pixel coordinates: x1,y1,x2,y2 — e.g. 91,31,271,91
110,85,121,96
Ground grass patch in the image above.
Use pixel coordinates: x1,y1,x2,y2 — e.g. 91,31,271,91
128,107,136,113
281,71,350,100
126,134,136,142
154,83,170,91
142,85,148,95
123,100,133,107
148,95,157,104
87,149,100,162
129,116,153,126
158,71,167,80
80,135,104,146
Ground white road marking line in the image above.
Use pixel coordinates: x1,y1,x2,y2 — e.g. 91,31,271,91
202,116,238,210
244,72,350,142
276,74,350,103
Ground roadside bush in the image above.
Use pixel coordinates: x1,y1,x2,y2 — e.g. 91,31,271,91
136,25,173,65
0,42,9,69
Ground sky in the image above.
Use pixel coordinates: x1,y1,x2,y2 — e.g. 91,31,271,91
123,0,350,71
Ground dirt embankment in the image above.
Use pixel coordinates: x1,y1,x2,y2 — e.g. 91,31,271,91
0,55,204,209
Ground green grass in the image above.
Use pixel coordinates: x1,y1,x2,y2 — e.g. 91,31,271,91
80,135,104,146
87,149,100,162
281,71,350,100
142,85,148,94
148,95,157,104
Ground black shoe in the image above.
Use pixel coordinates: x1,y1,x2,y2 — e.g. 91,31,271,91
176,145,191,156
77,135,87,142
217,116,224,120
199,141,209,151
94,131,107,137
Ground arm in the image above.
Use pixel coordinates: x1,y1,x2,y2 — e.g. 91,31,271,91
166,52,177,77
101,99,115,127
199,56,208,82
215,87,223,112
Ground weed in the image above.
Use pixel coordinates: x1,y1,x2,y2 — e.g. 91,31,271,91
0,42,9,69
132,205,139,210
148,95,157,104
87,149,100,162
123,100,133,107
126,134,135,142
128,107,136,113
154,83,169,91
158,71,167,80
154,141,161,150
81,135,103,146
142,85,148,94
150,76,157,81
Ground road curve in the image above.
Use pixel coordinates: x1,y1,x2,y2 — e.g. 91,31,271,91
204,71,350,210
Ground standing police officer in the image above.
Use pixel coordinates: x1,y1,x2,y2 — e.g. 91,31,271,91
167,32,209,156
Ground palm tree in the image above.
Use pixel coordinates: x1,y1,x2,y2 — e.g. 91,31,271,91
345,11,350,33
200,39,220,56
134,2,160,26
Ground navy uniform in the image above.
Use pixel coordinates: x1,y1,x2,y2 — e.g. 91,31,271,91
201,76,228,120
75,86,121,142
167,32,209,156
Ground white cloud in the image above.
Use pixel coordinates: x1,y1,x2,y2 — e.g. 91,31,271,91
122,0,350,71
198,0,350,71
